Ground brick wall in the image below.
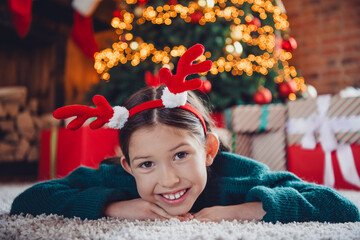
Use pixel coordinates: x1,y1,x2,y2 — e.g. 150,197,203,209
283,0,360,94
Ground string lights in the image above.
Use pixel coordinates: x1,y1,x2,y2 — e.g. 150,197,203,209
94,0,305,97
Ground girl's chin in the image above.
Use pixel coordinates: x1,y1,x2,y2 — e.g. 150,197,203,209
164,206,192,216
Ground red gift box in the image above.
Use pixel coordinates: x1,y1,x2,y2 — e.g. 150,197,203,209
288,144,360,190
39,127,120,180
287,95,360,190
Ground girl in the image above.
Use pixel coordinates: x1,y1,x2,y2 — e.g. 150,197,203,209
11,44,359,223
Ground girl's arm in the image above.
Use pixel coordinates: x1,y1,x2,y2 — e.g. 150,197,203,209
104,198,192,221
245,172,360,223
194,202,266,222
10,164,139,220
203,152,360,223
196,171,359,223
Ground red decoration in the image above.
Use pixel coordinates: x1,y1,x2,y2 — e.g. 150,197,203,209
287,144,360,190
71,11,99,59
168,0,178,5
145,71,162,87
113,9,123,19
247,17,261,28
159,44,212,94
7,0,32,38
53,95,114,130
281,37,297,52
190,11,203,23
198,79,212,93
279,79,297,97
210,112,225,128
137,0,148,5
253,87,272,104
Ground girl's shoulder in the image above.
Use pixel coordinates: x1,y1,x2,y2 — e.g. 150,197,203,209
62,163,133,187
212,152,270,177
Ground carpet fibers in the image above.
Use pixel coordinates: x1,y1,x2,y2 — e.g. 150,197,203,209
1,183,360,240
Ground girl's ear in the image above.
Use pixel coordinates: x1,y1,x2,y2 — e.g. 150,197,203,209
120,157,134,176
205,132,219,166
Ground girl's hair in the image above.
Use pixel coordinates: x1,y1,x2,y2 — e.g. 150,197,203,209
118,85,229,164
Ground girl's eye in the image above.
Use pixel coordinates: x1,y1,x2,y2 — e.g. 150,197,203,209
140,161,154,168
174,152,188,160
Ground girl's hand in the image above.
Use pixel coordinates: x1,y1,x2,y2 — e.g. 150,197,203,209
104,198,174,220
193,202,266,222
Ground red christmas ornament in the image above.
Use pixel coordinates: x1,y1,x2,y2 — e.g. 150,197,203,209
279,79,297,97
247,17,261,28
137,0,148,6
168,0,178,5
145,71,162,87
281,37,297,52
7,0,33,38
254,87,272,104
113,10,122,19
190,11,203,23
198,79,212,93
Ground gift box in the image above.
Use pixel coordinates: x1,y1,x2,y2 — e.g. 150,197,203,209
39,126,120,180
287,95,360,190
226,104,287,171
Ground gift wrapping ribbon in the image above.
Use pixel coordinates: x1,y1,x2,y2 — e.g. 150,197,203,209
259,105,269,131
287,95,360,188
50,127,58,179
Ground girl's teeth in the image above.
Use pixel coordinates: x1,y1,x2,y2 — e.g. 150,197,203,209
162,189,186,200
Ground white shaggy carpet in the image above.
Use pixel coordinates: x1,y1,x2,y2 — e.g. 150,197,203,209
1,183,360,240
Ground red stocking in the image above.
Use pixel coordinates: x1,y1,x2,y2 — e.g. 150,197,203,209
71,11,99,59
7,0,32,38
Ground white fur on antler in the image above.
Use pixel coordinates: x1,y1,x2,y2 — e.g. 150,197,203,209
108,106,129,129
161,87,187,108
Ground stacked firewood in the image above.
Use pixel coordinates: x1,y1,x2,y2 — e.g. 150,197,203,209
0,87,60,162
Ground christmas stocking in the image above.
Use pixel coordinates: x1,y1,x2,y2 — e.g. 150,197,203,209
7,0,33,38
71,11,99,59
71,0,102,17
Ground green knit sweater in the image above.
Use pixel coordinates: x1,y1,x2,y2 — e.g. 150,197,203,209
10,152,360,223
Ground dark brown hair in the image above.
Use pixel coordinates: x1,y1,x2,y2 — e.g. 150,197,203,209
116,86,229,164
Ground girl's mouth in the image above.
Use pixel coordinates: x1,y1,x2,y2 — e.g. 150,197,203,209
159,188,190,205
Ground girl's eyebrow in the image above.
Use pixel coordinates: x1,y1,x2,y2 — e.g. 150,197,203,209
169,143,190,152
131,155,151,163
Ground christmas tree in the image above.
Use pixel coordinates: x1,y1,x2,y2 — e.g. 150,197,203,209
91,0,305,111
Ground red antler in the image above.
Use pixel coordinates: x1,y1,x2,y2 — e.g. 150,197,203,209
53,95,114,130
159,44,212,94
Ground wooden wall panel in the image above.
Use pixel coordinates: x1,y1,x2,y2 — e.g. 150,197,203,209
0,37,66,113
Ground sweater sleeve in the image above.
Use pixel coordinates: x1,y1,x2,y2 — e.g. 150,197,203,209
245,171,360,223
10,164,139,220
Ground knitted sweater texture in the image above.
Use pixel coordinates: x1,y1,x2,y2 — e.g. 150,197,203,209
11,152,360,223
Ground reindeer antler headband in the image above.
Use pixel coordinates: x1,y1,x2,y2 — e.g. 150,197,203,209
53,44,212,133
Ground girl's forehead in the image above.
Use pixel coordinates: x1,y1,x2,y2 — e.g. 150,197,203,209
131,124,192,140
129,124,201,150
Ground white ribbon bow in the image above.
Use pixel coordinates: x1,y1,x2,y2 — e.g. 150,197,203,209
287,95,360,188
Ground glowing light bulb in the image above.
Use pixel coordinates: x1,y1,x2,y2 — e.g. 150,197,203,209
207,0,215,8
226,44,235,53
130,41,139,50
234,41,243,55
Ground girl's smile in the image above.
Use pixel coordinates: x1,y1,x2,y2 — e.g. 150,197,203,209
158,188,191,205
121,124,218,216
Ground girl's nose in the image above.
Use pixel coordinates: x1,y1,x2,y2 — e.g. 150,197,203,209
159,165,180,188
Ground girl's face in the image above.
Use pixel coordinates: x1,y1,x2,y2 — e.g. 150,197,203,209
121,124,218,216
